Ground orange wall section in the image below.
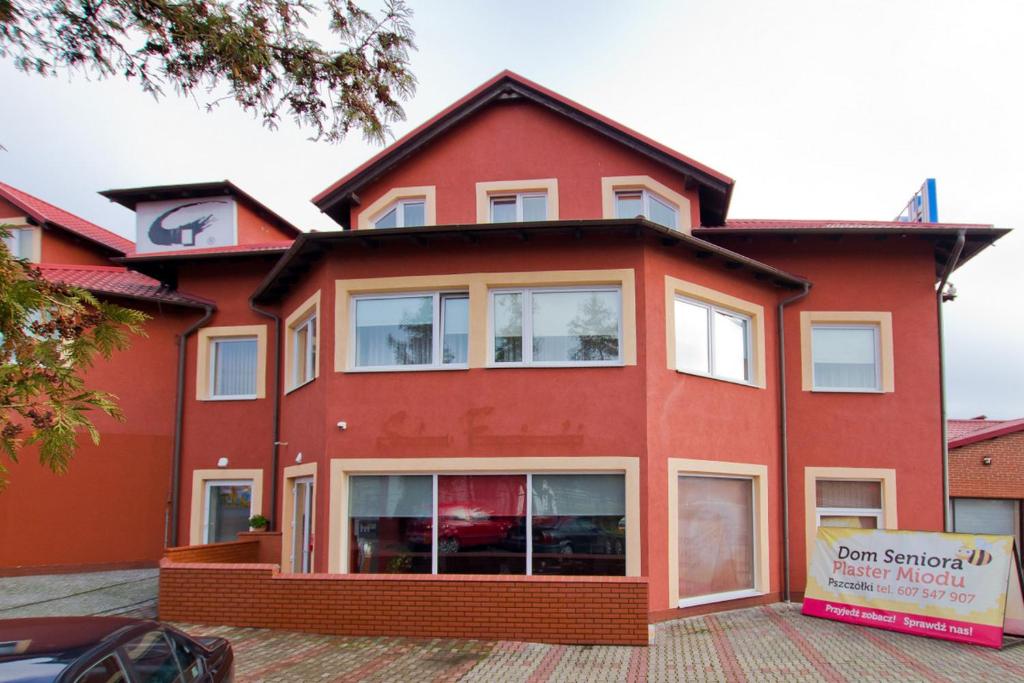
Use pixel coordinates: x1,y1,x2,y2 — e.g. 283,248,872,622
40,227,116,265
347,102,702,228
0,300,195,572
236,201,297,244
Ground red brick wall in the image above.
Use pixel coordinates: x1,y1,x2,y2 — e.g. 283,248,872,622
159,561,648,645
236,532,283,565
164,541,259,564
950,432,1024,498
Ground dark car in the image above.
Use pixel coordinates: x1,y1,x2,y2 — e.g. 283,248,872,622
505,517,624,556
0,616,233,683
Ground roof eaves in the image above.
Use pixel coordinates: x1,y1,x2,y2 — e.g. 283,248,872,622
949,417,1024,449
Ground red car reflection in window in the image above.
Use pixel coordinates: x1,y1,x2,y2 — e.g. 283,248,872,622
406,505,515,553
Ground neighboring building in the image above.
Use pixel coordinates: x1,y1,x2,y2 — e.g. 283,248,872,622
949,417,1024,548
0,72,1011,640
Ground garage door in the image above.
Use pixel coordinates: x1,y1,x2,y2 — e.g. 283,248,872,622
952,498,1019,540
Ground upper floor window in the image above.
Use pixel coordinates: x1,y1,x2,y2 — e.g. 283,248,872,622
292,314,317,387
491,287,622,366
490,193,548,223
674,297,751,383
353,292,468,369
816,479,883,529
811,324,881,391
1,226,38,262
211,337,258,399
615,189,678,229
374,199,425,229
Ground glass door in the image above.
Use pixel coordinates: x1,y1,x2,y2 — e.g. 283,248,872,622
291,478,314,573
204,480,253,544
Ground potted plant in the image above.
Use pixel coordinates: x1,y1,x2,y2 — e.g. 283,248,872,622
249,514,270,532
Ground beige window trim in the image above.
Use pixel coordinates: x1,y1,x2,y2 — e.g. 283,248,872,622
664,276,766,388
804,466,897,563
327,456,641,576
189,468,264,546
475,179,559,223
601,175,692,233
668,458,770,607
284,290,321,393
800,311,894,393
281,462,317,573
1,222,41,263
334,269,637,372
196,325,268,400
356,186,436,229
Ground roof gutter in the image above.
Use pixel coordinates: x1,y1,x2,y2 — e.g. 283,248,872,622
250,299,282,532
778,282,812,602
168,303,215,548
938,229,967,531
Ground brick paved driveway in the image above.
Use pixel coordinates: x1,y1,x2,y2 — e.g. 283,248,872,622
177,603,1024,682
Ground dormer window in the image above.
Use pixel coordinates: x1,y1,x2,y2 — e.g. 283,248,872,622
374,199,426,229
614,189,678,229
1,226,39,262
489,193,548,223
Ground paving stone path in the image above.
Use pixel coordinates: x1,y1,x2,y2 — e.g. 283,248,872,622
0,568,158,618
178,603,1024,682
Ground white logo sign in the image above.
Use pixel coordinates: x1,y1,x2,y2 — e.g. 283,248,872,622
135,198,237,253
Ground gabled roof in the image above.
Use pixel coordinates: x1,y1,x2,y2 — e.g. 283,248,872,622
948,418,1006,441
313,70,734,227
100,180,303,237
949,418,1024,449
0,181,134,255
694,220,1009,278
38,263,214,308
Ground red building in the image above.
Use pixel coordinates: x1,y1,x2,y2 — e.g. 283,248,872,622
0,72,1010,642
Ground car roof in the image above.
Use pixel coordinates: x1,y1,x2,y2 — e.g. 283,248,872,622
0,617,155,661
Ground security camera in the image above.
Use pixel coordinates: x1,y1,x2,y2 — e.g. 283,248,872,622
337,421,348,431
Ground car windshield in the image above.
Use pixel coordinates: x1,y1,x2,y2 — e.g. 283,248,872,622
0,655,68,683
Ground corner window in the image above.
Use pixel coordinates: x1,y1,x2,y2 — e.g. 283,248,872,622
353,292,468,369
349,472,625,576
489,193,547,223
210,337,258,399
203,480,254,543
615,189,678,229
292,314,316,388
374,199,425,228
811,324,881,391
491,287,622,366
674,297,751,383
816,480,883,529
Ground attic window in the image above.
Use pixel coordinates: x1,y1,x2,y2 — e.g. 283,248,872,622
489,193,547,223
374,199,425,229
614,189,678,229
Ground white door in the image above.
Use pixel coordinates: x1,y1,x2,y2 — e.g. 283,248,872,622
291,478,314,572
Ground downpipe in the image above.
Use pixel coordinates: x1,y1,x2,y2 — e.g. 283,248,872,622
250,299,282,532
938,230,966,531
778,282,811,603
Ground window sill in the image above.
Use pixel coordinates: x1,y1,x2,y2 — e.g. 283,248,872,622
201,395,259,402
346,364,470,374
810,387,885,394
285,377,317,395
678,588,764,609
675,368,762,389
487,361,626,369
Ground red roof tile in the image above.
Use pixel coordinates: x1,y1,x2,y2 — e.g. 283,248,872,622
37,263,214,308
948,419,1006,441
0,182,134,255
949,418,1024,448
123,241,293,260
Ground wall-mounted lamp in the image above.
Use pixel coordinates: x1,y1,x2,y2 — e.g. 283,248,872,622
337,421,348,431
295,452,303,464
216,457,229,468
982,457,993,466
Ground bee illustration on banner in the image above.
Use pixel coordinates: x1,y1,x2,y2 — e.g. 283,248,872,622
956,540,994,567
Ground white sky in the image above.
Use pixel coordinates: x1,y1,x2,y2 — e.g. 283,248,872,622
1,0,1021,418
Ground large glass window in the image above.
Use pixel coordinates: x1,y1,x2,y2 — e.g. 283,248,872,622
292,314,316,387
353,292,468,369
615,189,679,229
675,297,751,382
348,473,625,577
811,324,881,391
210,337,258,399
350,475,433,574
816,480,883,529
203,480,253,543
490,193,547,223
490,287,622,365
374,199,425,228
678,475,755,602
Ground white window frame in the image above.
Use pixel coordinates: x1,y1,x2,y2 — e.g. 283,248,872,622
208,336,259,400
350,291,469,372
675,296,753,384
488,286,624,368
615,189,679,229
810,323,882,392
202,479,254,544
291,313,317,389
373,198,426,228
488,192,548,223
815,479,884,529
349,471,626,577
676,473,762,608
